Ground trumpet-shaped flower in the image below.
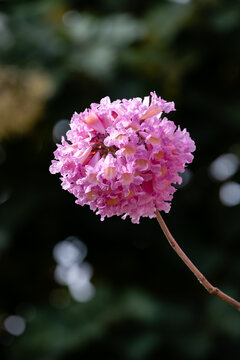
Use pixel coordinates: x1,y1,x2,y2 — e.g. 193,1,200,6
50,92,195,223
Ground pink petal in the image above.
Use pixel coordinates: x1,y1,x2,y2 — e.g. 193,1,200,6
83,112,106,134
140,105,162,120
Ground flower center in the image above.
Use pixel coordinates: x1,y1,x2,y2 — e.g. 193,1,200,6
89,133,117,160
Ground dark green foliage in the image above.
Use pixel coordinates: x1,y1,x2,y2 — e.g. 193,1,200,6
1,0,240,359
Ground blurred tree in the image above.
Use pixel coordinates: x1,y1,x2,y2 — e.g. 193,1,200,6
0,0,240,359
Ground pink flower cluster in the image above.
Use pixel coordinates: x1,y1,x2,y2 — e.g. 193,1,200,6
50,92,195,223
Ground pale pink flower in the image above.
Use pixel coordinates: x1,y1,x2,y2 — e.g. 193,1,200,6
50,92,195,223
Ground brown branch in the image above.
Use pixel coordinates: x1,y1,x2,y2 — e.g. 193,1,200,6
155,210,240,311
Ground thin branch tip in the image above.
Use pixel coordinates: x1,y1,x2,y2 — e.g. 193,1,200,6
155,210,240,312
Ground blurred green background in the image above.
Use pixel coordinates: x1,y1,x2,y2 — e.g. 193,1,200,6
1,0,240,359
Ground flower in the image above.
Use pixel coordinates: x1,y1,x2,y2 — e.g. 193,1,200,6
50,92,195,223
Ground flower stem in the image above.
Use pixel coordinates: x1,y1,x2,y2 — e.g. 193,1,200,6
155,210,240,311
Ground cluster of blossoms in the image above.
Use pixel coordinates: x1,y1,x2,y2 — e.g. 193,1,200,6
50,92,195,223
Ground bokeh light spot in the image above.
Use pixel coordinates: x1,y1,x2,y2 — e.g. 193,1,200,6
53,237,87,267
4,315,26,336
53,237,95,303
69,282,95,303
219,181,240,207
209,153,239,181
52,119,70,143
